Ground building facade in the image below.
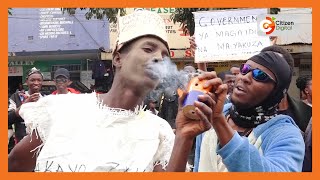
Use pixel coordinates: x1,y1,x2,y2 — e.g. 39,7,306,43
9,8,312,99
8,8,110,95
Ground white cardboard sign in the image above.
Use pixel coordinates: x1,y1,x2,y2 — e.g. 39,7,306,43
193,9,270,62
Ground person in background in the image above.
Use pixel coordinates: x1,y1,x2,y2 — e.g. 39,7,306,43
302,118,312,172
15,83,25,93
8,67,44,151
230,65,240,76
51,68,80,95
296,75,312,107
8,99,14,154
217,71,235,104
183,65,196,74
148,99,159,115
158,88,179,130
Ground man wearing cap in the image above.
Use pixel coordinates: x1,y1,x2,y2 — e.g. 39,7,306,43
51,68,80,95
262,45,312,134
189,44,305,172
9,10,215,172
8,67,44,152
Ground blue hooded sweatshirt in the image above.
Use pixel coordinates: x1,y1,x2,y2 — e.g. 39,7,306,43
193,103,305,172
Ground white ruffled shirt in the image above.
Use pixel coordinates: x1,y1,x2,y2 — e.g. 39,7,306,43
19,93,174,172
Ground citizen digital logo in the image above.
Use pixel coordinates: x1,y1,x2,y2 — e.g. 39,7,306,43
258,15,297,35
275,20,294,26
275,20,294,31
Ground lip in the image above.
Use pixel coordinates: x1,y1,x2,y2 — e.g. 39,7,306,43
32,85,40,89
145,68,160,80
233,84,247,95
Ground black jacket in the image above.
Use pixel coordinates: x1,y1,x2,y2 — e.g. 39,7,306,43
8,92,26,142
8,92,45,142
158,93,178,129
279,94,312,132
302,118,312,172
287,94,312,132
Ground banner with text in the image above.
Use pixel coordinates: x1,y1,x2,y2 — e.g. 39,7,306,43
193,9,270,63
9,8,110,52
109,8,190,52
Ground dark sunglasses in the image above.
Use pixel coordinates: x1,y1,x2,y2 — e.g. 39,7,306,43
55,78,68,83
240,64,276,83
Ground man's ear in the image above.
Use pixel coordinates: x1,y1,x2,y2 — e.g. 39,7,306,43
112,52,122,68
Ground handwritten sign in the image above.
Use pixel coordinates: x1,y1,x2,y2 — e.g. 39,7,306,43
193,9,270,63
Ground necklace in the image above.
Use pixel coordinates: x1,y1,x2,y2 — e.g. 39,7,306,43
227,115,253,137
239,128,253,137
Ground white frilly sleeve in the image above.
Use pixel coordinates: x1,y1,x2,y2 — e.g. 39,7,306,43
19,96,54,144
152,118,175,170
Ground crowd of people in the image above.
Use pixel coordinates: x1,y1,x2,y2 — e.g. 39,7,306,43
8,10,312,172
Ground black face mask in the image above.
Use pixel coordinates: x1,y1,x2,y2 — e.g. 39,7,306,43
229,104,277,128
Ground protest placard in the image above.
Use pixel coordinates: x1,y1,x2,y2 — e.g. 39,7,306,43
193,9,270,62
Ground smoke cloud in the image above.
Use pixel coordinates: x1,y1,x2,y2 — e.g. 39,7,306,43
145,56,192,102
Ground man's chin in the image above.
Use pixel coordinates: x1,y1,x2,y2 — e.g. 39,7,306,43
32,89,40,93
232,101,255,111
57,86,66,89
231,97,248,109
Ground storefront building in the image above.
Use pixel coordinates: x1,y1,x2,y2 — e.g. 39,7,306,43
9,8,311,99
8,8,110,95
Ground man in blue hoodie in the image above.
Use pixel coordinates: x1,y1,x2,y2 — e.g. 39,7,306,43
190,45,305,172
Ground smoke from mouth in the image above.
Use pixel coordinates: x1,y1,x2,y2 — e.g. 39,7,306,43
146,56,191,102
